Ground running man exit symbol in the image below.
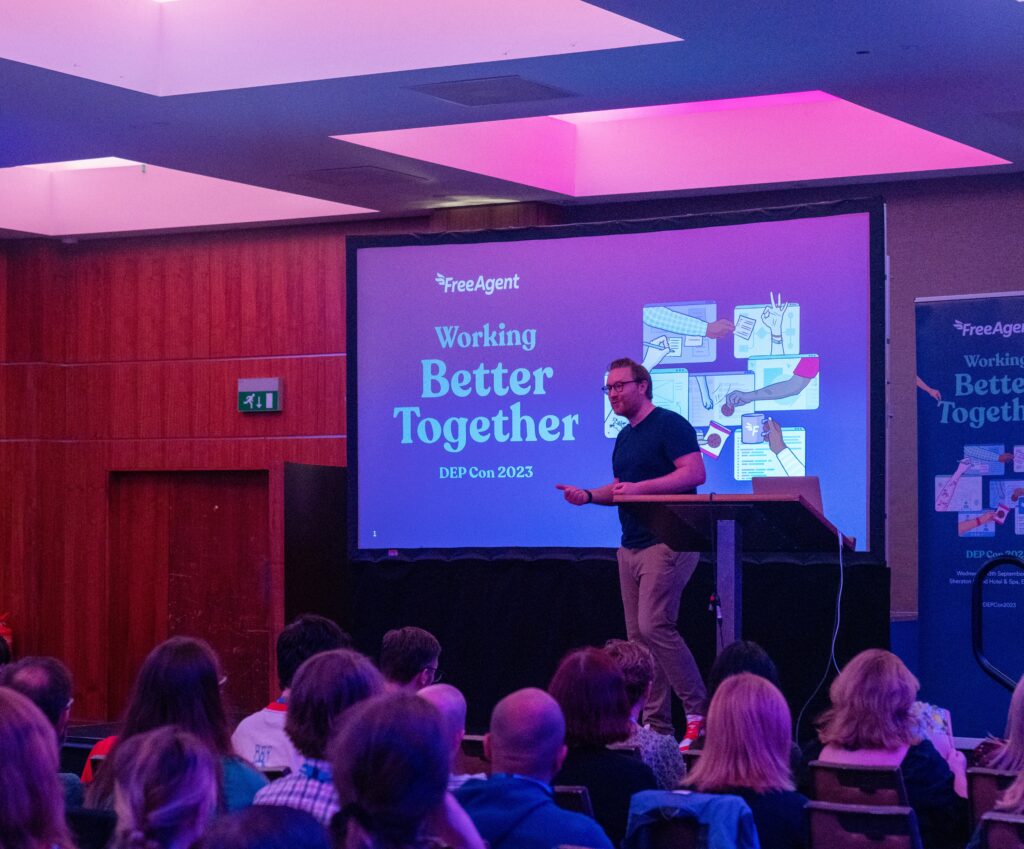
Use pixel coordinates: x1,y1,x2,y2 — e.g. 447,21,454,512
237,378,282,413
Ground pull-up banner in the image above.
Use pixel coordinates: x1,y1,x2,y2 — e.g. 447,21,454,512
916,292,1024,736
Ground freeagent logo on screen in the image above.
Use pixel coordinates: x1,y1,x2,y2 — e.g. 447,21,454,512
435,271,520,295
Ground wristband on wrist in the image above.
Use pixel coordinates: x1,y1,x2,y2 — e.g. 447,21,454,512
584,489,593,504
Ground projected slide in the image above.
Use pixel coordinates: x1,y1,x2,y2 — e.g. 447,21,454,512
351,209,876,550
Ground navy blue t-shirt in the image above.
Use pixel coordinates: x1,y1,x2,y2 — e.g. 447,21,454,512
612,406,700,549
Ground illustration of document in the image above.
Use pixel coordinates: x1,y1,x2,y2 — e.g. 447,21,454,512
934,473,982,512
963,444,1006,475
958,512,996,538
988,480,1024,534
687,371,755,428
733,303,801,359
734,428,806,480
643,301,718,365
651,368,690,419
747,354,820,412
1015,445,1024,473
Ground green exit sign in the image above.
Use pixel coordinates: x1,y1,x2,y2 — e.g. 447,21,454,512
238,378,282,413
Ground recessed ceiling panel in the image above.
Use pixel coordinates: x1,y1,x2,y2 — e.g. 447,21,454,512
0,161,375,237
0,0,678,96
335,92,1010,197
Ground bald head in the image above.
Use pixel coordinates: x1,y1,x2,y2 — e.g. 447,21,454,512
418,684,467,759
487,688,566,781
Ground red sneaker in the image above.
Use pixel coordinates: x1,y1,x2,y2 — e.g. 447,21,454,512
679,715,705,751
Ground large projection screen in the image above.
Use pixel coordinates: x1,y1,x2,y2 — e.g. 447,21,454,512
348,201,885,556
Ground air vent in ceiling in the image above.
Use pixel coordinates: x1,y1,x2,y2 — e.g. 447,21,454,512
408,75,574,107
298,166,432,190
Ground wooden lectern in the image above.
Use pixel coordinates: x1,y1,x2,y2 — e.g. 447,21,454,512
613,494,854,647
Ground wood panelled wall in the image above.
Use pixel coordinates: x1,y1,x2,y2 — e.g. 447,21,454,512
0,205,562,721
3,181,1022,717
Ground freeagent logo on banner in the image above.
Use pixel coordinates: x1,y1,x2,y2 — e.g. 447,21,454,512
953,318,1024,338
435,272,521,295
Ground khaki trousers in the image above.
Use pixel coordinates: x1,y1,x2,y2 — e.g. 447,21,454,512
617,543,708,735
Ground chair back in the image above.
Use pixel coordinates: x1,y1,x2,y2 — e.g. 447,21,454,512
978,807,1024,847
624,789,756,849
809,760,909,806
969,768,1018,828
641,816,700,849
807,801,923,849
553,785,595,818
982,812,1024,849
67,808,117,849
681,748,702,773
608,742,642,759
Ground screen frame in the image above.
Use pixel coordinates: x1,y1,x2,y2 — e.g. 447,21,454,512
346,198,887,560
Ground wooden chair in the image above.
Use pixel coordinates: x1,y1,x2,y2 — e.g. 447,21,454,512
553,785,595,818
456,733,490,776
608,742,642,759
807,801,923,849
809,760,909,806
66,808,117,849
969,767,1018,828
680,748,702,773
981,812,1024,849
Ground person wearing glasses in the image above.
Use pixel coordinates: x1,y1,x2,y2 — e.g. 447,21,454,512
557,357,708,749
379,626,442,691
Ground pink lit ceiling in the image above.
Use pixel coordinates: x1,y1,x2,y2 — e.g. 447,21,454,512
0,0,677,95
0,160,374,237
335,91,1011,197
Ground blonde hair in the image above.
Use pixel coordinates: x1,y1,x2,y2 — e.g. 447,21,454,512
817,650,919,750
684,673,794,794
0,687,75,849
997,771,1024,814
111,727,219,849
987,676,1024,771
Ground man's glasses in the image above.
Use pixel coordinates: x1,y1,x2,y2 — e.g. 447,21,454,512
423,665,442,683
601,380,638,395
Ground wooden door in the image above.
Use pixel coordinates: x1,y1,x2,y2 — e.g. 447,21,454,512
108,471,271,723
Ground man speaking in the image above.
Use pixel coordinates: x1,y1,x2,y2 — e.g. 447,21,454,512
557,357,708,748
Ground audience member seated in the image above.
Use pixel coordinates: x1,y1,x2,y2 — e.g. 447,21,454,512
456,688,614,849
330,692,486,849
196,801,332,849
418,683,486,792
0,686,76,849
966,768,1024,849
379,626,442,691
802,648,968,849
1,656,84,807
706,640,783,700
254,649,383,825
973,674,1024,771
684,673,808,849
604,639,686,790
85,636,268,811
549,647,658,847
233,614,351,774
108,727,218,849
